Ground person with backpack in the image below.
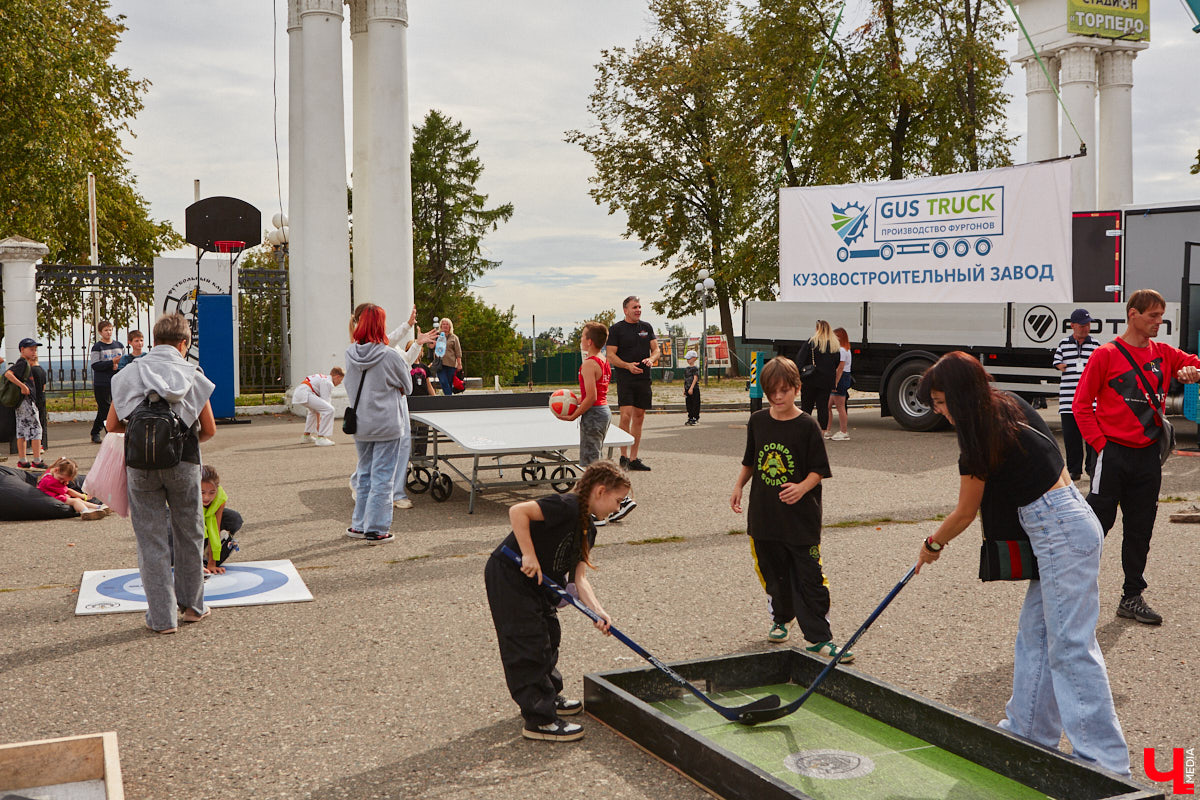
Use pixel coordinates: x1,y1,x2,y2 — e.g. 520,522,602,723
106,313,216,635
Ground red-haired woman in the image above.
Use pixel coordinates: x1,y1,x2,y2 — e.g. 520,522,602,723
343,304,412,543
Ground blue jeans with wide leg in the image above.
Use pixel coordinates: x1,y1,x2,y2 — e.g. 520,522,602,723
1002,483,1130,776
352,438,401,535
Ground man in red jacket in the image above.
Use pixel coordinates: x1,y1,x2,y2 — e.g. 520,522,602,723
1073,289,1200,625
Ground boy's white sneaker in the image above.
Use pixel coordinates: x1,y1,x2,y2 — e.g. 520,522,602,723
314,436,335,447
393,498,414,510
831,432,850,441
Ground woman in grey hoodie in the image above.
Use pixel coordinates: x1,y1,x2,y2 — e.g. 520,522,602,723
106,313,216,634
344,304,412,543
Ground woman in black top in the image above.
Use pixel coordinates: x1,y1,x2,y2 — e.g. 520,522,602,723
794,320,840,432
484,461,630,743
913,352,1129,776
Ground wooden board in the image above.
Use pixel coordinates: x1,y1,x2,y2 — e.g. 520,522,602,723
0,733,123,800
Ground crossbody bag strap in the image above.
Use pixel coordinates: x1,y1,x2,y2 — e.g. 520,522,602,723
351,367,369,408
1112,339,1166,423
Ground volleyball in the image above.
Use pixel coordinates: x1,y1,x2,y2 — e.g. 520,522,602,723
549,389,580,420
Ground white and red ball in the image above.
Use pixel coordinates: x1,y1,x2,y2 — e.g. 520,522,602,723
549,389,580,420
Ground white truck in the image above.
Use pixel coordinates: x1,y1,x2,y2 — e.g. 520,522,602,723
743,203,1200,431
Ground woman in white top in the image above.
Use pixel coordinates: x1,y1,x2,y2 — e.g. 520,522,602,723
825,327,853,441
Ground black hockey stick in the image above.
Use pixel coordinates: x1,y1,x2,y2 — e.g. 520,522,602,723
500,546,781,722
736,562,918,725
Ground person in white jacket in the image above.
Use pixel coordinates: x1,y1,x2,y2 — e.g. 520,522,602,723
294,367,344,446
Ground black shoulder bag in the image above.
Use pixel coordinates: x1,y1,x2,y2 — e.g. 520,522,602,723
342,367,369,435
1112,339,1174,466
798,343,817,382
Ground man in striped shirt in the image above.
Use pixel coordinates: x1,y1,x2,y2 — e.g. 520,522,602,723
1053,308,1100,480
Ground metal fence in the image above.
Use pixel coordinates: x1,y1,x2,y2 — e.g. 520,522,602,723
0,264,291,409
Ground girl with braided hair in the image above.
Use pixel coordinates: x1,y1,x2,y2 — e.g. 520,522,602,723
484,460,630,742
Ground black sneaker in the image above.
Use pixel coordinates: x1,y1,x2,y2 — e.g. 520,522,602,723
590,513,607,528
627,458,651,471
608,495,636,523
364,531,395,544
619,456,630,469
522,718,584,742
345,528,367,540
91,434,103,444
554,695,583,716
1117,594,1162,625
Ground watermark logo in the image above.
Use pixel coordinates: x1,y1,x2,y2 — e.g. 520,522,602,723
1144,747,1195,794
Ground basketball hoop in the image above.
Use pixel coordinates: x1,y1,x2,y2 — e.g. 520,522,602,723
213,240,246,254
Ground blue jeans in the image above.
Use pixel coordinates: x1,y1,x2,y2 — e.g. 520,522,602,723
352,438,401,534
1003,484,1129,776
351,433,411,501
437,364,456,396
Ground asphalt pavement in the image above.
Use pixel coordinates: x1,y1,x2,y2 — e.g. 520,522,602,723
1,406,1197,799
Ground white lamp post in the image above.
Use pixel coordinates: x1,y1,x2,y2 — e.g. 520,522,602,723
268,213,290,269
695,269,716,387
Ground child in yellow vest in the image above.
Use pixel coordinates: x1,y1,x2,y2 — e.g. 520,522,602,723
200,465,243,574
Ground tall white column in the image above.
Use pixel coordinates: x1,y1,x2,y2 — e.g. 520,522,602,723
360,0,414,338
1058,46,1098,211
349,0,369,307
1022,55,1059,162
286,0,306,385
1098,49,1136,209
298,0,352,376
0,236,48,367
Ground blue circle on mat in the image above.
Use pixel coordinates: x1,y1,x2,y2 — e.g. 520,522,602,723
95,565,288,602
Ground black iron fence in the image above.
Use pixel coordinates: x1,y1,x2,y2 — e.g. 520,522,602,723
0,264,291,409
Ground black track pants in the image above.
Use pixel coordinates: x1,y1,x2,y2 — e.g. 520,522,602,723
685,388,700,420
91,385,112,437
1086,441,1161,599
750,538,832,644
484,556,563,726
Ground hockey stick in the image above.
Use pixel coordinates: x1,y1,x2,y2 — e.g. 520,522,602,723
500,546,781,722
736,563,918,725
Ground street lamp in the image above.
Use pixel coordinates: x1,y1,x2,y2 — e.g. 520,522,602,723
694,269,716,387
267,213,290,268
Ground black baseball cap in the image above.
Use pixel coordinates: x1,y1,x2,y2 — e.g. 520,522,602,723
1069,309,1093,325
18,337,42,349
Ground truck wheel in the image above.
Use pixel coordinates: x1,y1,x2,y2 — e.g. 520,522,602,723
887,360,946,432
932,241,948,258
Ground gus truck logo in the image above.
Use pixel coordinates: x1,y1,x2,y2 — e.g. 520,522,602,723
830,186,1004,263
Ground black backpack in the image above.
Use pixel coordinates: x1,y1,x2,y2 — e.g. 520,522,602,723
124,392,188,470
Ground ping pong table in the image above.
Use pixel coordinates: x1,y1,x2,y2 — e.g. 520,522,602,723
406,393,634,513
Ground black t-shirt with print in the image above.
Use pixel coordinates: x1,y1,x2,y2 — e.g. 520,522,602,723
606,320,656,384
683,365,699,392
961,394,1064,537
741,409,832,545
492,493,597,585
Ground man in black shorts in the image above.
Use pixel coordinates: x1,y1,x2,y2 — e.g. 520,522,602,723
606,296,658,471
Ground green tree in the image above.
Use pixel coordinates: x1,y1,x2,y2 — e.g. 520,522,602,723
0,0,180,267
567,309,617,349
411,110,514,317
567,0,765,376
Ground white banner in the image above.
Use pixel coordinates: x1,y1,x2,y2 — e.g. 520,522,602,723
779,161,1072,303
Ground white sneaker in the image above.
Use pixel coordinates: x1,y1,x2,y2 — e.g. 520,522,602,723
831,431,850,441
822,431,832,439
393,498,414,510
313,436,335,447
300,433,314,443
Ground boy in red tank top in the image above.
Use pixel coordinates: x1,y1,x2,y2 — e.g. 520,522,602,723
567,322,635,524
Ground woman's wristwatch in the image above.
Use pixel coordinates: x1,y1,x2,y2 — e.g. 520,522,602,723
923,536,944,553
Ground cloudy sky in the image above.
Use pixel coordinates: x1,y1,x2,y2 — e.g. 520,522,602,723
109,0,1200,337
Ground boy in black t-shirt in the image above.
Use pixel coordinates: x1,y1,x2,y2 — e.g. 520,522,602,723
729,356,852,662
683,349,700,425
4,338,46,469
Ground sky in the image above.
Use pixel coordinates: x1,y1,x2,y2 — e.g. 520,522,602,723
107,0,1200,340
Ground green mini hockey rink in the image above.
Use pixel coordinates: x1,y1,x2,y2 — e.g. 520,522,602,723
584,650,1161,800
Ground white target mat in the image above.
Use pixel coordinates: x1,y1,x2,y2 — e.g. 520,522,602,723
75,560,313,615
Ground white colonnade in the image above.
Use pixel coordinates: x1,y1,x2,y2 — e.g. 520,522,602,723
287,0,413,385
